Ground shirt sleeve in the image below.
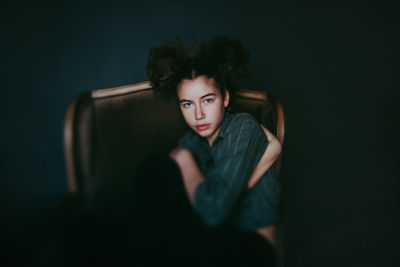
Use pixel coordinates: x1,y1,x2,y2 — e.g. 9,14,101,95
193,116,268,227
178,131,194,150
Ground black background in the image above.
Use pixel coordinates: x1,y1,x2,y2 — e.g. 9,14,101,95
1,0,399,266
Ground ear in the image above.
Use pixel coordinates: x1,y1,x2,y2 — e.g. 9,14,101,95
224,89,230,108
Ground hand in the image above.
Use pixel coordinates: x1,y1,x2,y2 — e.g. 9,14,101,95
169,147,191,164
260,124,282,157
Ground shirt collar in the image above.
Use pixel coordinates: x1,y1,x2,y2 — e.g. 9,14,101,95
216,111,233,140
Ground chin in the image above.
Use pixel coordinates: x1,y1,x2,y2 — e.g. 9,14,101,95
197,131,209,138
194,129,212,138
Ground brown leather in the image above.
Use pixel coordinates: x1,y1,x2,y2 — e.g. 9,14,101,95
64,83,284,210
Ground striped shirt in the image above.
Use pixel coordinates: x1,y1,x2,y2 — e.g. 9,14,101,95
178,112,280,231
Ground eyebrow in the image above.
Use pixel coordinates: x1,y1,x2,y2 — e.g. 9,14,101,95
201,93,216,99
179,93,216,104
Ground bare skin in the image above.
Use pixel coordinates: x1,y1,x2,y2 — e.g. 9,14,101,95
248,125,282,189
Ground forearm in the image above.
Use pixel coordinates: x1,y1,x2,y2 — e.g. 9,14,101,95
247,127,282,188
170,146,248,226
169,147,205,204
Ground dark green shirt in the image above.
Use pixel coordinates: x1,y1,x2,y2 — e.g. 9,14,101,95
178,112,280,231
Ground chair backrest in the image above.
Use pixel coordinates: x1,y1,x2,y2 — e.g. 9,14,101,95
64,81,284,209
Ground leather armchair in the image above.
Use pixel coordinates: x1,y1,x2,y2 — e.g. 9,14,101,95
64,81,285,211
13,81,285,267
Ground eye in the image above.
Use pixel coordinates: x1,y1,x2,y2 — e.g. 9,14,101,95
182,102,192,108
204,98,214,104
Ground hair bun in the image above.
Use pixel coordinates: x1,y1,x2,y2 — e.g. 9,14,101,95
146,42,191,96
194,36,250,92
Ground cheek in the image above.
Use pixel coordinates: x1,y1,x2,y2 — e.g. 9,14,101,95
180,109,194,125
208,104,224,121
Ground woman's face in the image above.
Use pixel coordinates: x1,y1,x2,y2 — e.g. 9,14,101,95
177,76,229,146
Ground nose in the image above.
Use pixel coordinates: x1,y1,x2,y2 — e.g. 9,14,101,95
195,105,205,120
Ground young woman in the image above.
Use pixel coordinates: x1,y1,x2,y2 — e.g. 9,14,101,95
143,36,281,266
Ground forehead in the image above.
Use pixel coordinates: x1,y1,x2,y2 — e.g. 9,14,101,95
177,76,221,100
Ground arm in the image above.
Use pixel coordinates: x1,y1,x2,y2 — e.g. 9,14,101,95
172,118,266,227
170,125,281,202
169,147,205,204
247,125,282,189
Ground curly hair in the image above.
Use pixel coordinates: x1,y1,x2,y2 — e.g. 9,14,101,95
146,36,250,100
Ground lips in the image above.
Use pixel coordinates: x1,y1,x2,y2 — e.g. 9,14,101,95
196,124,210,131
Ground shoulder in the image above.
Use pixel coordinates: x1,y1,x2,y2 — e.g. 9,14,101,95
225,112,260,132
217,112,266,156
220,112,264,143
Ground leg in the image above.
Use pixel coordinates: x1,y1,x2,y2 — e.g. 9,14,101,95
238,232,277,266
